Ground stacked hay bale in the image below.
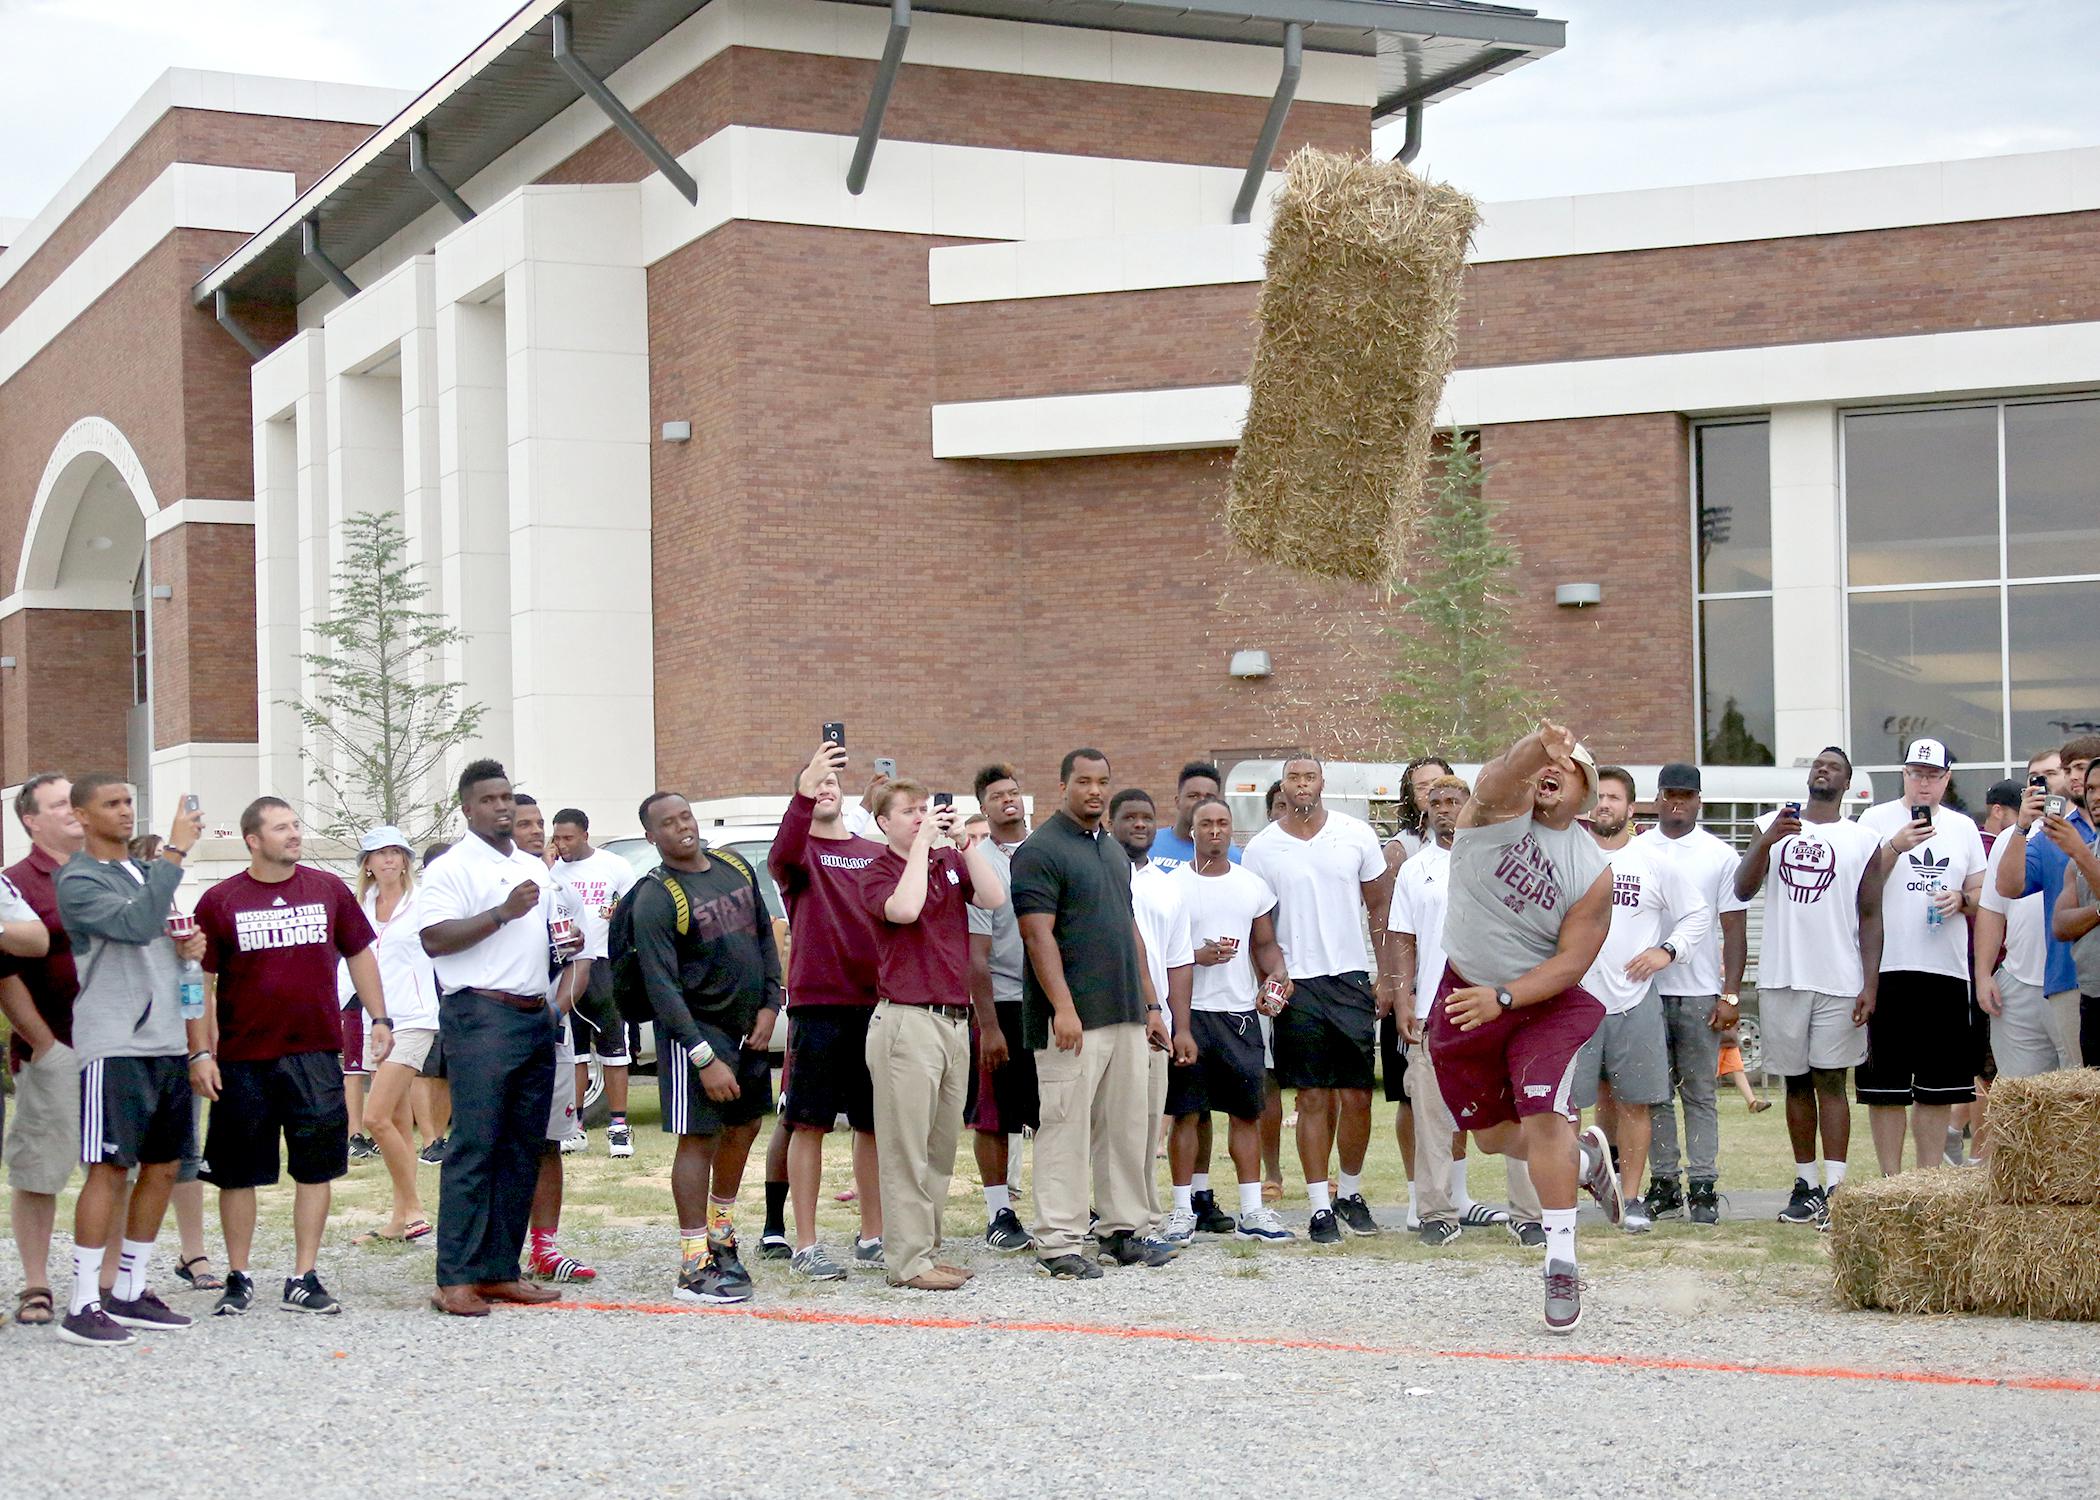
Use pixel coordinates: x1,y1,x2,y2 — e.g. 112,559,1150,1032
1829,1071,2100,1319
1226,148,1478,586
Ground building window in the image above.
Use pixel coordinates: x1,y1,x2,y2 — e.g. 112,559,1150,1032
1843,395,2100,808
1693,420,1775,765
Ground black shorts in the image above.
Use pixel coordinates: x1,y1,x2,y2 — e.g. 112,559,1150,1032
1271,972,1377,1090
80,1054,193,1169
201,1050,350,1189
1857,970,1978,1107
966,1000,1040,1134
662,1039,774,1137
1166,1009,1267,1121
571,964,630,1063
419,1030,447,1079
1379,1011,1412,1104
781,1006,875,1133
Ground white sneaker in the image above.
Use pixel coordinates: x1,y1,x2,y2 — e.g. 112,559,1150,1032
559,1130,587,1156
606,1123,634,1158
1234,1206,1296,1242
1622,1199,1653,1233
1159,1208,1199,1244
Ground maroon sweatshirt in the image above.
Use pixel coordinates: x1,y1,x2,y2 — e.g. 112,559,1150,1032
767,791,884,1007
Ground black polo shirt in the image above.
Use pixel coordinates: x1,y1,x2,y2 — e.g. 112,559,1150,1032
1009,809,1143,1048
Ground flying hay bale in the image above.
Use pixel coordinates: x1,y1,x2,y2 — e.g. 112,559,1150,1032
1968,1204,2100,1321
1226,148,1478,584
1986,1069,2100,1205
1826,1169,1988,1314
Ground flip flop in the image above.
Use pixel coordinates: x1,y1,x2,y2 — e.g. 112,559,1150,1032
354,1228,410,1246
174,1256,224,1292
402,1219,435,1242
14,1286,54,1325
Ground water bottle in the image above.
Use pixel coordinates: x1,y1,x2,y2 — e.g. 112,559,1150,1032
1924,874,1943,931
179,957,206,1020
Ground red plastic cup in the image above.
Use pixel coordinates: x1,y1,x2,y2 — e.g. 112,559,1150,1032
167,911,198,942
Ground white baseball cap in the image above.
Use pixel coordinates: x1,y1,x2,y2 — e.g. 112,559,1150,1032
1903,738,1951,770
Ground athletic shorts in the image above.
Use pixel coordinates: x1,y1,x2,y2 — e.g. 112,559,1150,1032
781,1006,876,1132
1989,970,2059,1080
1857,970,1977,1107
1378,1011,1413,1104
200,1050,349,1189
80,1054,193,1169
5,1041,81,1195
546,1015,578,1143
341,1002,370,1076
1426,965,1603,1130
662,1039,773,1137
571,963,630,1065
1571,994,1672,1108
1166,1009,1266,1121
966,999,1040,1134
381,1025,438,1074
1759,986,1868,1076
1271,972,1377,1090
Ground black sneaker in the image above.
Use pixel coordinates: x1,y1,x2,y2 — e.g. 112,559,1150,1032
1687,1178,1721,1225
1307,1208,1342,1245
1334,1193,1381,1236
214,1270,256,1317
758,1231,792,1261
1036,1253,1104,1281
1096,1230,1174,1267
710,1232,753,1293
1190,1189,1237,1235
675,1247,751,1304
1642,1176,1684,1220
1417,1219,1461,1248
105,1288,192,1331
281,1271,343,1315
418,1136,447,1165
1817,1183,1839,1233
347,1133,379,1161
985,1207,1033,1252
1509,1220,1548,1249
1777,1181,1825,1225
57,1301,136,1348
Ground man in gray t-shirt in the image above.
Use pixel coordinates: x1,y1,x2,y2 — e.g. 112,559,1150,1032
1425,723,1618,1335
965,766,1036,1251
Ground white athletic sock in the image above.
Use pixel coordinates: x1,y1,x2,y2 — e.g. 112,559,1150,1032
984,1183,1011,1217
71,1245,105,1314
1407,1182,1419,1216
1542,1207,1578,1267
1452,1158,1471,1208
1172,1183,1193,1214
1307,1180,1333,1213
1337,1170,1363,1201
115,1239,153,1301
1825,1160,1848,1188
1796,1161,1820,1188
1191,1172,1211,1194
1238,1181,1263,1216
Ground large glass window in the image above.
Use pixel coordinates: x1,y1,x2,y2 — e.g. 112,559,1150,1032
2005,400,2100,580
1693,421,1775,765
1843,406,1998,585
1846,587,2002,768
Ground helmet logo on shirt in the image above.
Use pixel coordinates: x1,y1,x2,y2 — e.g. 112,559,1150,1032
1777,837,1836,904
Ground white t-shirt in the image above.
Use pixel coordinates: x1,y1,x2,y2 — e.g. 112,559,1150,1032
1177,862,1278,1013
1385,843,1451,1021
1131,861,1193,1037
1856,799,1987,980
1243,811,1386,979
1582,841,1714,1015
1632,825,1749,996
361,886,441,1032
552,847,638,961
416,833,561,995
1980,834,2047,988
1752,810,1883,997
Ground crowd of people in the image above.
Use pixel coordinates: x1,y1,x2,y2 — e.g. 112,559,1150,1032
2,726,2096,1341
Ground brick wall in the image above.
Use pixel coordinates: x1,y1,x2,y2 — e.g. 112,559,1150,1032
148,522,259,749
934,283,1258,403
0,609,134,785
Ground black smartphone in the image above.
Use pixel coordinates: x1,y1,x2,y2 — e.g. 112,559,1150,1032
822,722,845,748
933,791,954,809
2029,774,2049,792
1783,801,1801,817
1910,803,1933,826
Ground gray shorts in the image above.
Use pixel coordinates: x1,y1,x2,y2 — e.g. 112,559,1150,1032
1570,994,1672,1108
1761,986,1868,1076
1991,971,2059,1080
4,1042,81,1196
545,1014,577,1142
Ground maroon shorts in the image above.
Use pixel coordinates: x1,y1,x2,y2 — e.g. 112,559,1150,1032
1426,965,1603,1130
340,1004,368,1076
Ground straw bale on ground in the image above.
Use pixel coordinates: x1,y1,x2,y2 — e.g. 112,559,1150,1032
1968,1204,2100,1320
1986,1069,2100,1205
1826,1169,1988,1314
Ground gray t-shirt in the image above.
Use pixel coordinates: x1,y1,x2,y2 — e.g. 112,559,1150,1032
967,839,1024,1005
1442,811,1611,989
2070,854,2100,997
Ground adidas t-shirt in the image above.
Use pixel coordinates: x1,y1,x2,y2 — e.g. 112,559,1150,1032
1751,811,1882,998
1856,799,1986,980
1177,862,1277,1013
552,847,637,960
198,865,375,1063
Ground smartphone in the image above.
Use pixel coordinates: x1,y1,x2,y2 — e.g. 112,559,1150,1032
182,794,201,814
933,791,954,809
874,757,897,779
2029,774,2049,793
2045,794,2068,819
822,721,845,748
1910,804,1933,826
1782,801,1801,818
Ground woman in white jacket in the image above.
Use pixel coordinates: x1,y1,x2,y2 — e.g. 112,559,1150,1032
352,827,441,1243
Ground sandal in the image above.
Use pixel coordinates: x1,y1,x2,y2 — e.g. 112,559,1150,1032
174,1256,224,1292
14,1286,54,1325
402,1219,434,1243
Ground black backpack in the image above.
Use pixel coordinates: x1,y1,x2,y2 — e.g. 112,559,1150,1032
606,846,761,1024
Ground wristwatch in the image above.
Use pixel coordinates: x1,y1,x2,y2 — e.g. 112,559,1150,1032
1659,940,1679,962
1145,1004,1163,1014
1494,987,1514,1010
371,1016,393,1029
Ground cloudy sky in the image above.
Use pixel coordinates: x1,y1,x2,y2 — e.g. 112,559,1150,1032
5,0,2100,223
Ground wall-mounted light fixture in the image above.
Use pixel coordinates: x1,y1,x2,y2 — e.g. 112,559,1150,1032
1555,582,1602,608
150,584,173,600
0,656,15,668
660,420,692,443
1228,649,1273,679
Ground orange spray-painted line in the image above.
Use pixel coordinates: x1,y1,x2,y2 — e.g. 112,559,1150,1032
528,1297,2100,1395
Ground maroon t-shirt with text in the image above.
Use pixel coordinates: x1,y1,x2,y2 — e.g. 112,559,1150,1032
197,866,375,1063
767,790,883,1007
858,845,975,1005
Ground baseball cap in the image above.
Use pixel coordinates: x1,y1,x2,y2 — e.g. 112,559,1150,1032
1985,778,2023,811
1656,762,1701,793
1904,738,1951,770
358,825,415,857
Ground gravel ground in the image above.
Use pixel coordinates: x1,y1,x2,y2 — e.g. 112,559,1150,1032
5,1210,2095,1500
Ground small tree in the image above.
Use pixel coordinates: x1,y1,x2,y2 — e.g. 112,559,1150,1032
1380,433,1554,757
291,511,485,846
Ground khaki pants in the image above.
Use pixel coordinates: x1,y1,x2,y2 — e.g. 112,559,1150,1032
1142,1044,1169,1233
1033,1022,1152,1257
865,1001,969,1283
1409,1040,1541,1225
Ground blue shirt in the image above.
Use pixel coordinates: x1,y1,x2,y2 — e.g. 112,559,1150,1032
2023,807,2097,994
1148,827,1239,876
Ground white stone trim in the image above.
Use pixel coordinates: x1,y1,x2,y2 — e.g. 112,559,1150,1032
17,416,159,593
930,222,1266,304
143,498,255,541
0,163,295,388
0,68,406,296
932,383,1248,459
0,582,137,619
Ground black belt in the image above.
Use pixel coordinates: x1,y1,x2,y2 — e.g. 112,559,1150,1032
463,988,547,1013
884,999,971,1021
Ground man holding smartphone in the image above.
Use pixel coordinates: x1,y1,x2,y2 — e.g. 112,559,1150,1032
1994,735,2100,1067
